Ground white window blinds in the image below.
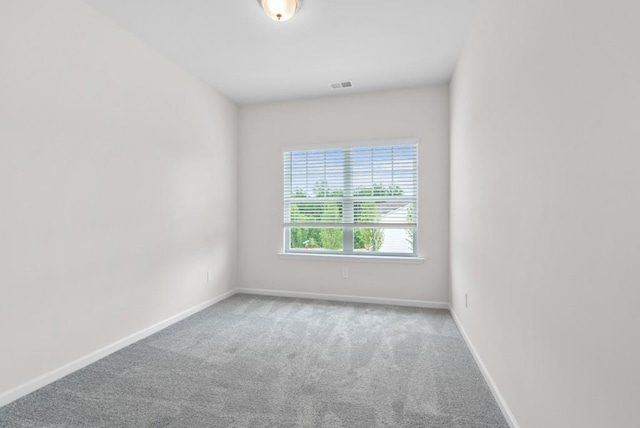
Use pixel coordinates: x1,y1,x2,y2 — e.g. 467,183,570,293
283,142,418,256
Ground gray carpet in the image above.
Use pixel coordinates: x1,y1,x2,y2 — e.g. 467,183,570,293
0,294,507,427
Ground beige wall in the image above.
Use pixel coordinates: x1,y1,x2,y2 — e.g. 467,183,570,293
0,0,238,397
450,1,640,426
238,86,450,303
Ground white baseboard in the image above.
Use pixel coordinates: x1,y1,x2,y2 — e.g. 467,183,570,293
449,307,520,428
3,286,514,428
236,287,450,309
0,288,237,408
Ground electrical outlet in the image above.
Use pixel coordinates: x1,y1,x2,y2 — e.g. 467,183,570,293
342,267,349,279
465,292,468,308
207,271,211,282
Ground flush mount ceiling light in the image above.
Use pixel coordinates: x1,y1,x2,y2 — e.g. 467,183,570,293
259,0,300,22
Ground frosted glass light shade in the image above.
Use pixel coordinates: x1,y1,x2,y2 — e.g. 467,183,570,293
260,0,299,22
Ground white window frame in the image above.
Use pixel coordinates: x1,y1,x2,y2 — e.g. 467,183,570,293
282,138,419,258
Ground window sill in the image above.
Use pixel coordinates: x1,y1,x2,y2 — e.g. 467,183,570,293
277,253,426,264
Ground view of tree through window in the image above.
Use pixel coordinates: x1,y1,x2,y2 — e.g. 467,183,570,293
289,182,405,251
284,143,418,256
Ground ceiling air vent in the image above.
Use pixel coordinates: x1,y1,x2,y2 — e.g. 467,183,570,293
329,81,353,90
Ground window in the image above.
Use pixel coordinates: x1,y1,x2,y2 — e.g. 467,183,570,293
283,141,418,257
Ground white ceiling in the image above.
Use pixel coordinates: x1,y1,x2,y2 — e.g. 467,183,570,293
84,0,479,105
